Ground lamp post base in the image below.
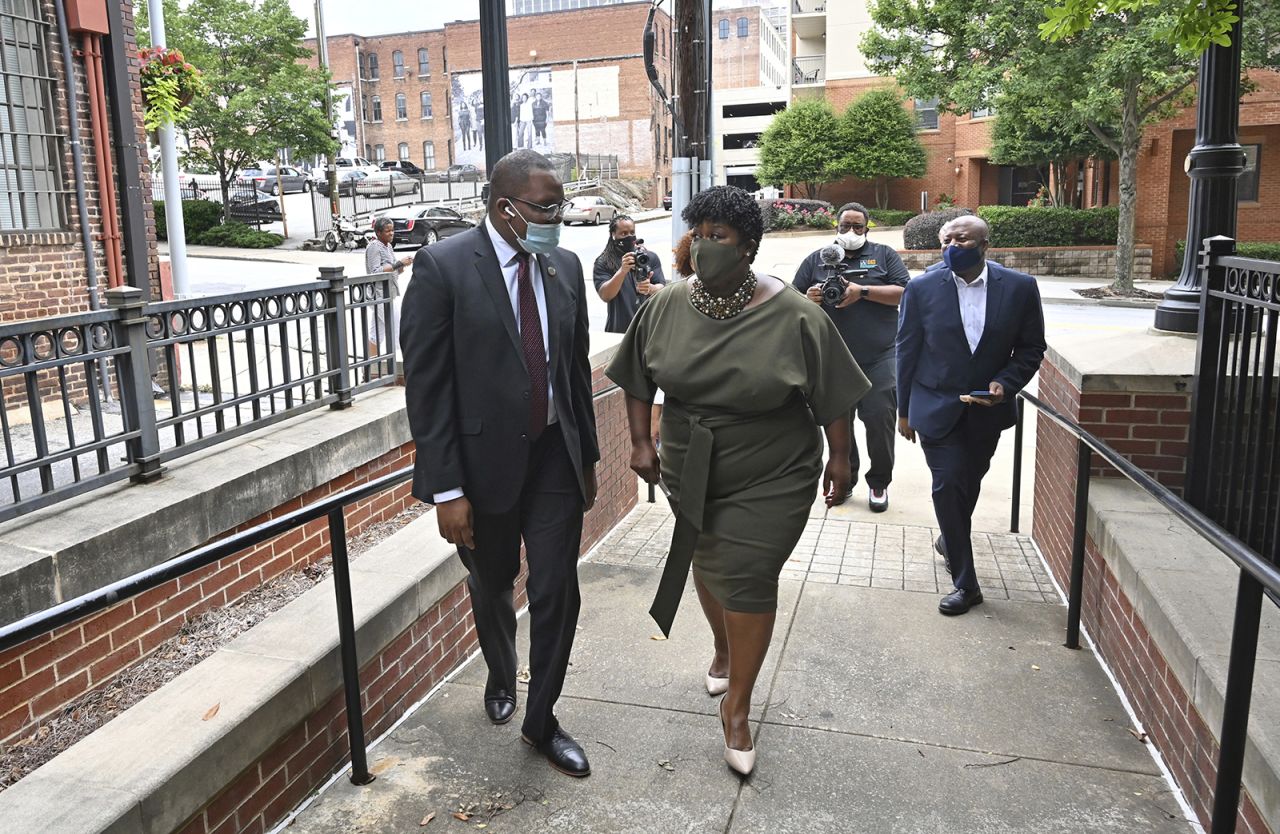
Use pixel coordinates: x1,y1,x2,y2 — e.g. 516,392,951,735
1154,286,1203,333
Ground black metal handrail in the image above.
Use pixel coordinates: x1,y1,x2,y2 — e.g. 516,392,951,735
1010,388,1277,834
0,381,622,787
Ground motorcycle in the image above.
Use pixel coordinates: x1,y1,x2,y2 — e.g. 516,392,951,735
323,215,373,252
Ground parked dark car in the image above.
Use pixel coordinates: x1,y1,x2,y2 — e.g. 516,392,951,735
662,192,672,210
380,160,424,177
226,191,282,223
236,165,310,195
315,169,368,197
435,163,482,183
377,204,475,247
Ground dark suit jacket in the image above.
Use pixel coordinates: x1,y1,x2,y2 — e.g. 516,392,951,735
896,261,1047,440
400,224,600,515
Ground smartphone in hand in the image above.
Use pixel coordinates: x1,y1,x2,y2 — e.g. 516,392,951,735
960,390,996,404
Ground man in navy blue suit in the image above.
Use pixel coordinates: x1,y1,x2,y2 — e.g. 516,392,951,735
896,216,1046,615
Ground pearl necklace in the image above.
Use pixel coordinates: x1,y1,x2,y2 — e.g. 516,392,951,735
689,271,757,320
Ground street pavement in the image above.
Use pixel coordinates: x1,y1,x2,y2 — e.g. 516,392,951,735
163,216,1170,336
279,494,1197,834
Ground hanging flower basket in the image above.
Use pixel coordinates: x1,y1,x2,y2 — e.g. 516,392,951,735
139,46,205,131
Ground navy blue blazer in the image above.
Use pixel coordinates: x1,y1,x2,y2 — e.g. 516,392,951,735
896,261,1047,440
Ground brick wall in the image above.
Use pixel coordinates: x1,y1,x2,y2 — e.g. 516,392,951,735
897,245,1154,282
303,3,674,181
0,2,161,325
713,8,762,90
1031,353,1271,833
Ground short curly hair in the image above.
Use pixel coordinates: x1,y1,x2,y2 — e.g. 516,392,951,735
681,185,765,247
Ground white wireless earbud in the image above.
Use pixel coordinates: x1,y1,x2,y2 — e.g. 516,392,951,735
504,205,517,217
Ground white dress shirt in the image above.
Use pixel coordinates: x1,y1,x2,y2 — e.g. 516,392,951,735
433,218,557,505
952,264,989,353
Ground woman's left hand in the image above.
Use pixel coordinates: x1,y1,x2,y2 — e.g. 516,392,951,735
823,457,851,507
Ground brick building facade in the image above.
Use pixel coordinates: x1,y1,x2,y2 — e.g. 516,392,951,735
0,0,160,326
302,1,674,186
816,72,1280,277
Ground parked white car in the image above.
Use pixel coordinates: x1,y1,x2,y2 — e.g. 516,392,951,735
562,196,617,226
312,157,380,184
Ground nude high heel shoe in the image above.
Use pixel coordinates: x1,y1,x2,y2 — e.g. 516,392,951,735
705,672,729,696
719,698,756,776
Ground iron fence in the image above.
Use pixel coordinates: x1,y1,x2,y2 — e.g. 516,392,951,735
793,56,825,85
0,268,396,523
1007,237,1280,834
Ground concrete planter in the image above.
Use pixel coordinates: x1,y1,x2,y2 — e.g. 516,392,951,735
897,244,1154,281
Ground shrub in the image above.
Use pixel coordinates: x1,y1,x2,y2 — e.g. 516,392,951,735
805,207,836,229
154,199,224,242
1175,239,1280,270
868,208,917,227
977,205,1118,247
194,222,283,248
760,198,834,232
903,207,976,250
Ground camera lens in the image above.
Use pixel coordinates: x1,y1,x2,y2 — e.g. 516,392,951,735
635,251,652,268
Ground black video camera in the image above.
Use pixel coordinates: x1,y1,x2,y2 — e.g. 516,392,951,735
817,244,869,307
634,247,653,271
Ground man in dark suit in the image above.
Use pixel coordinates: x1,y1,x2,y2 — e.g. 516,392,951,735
896,215,1046,615
399,150,599,776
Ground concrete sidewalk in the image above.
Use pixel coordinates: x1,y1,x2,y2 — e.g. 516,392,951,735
281,494,1195,834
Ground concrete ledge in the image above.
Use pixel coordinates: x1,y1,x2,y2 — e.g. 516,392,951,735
1086,479,1280,825
1044,330,1195,394
0,509,467,834
0,387,412,625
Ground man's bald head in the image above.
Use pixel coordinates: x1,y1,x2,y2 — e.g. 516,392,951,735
488,149,558,204
938,215,990,245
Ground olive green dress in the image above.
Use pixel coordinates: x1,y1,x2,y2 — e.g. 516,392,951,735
606,279,869,634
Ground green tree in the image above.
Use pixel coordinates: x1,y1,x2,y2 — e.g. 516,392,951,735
840,89,927,209
863,0,1195,292
138,0,336,219
1041,0,1240,52
755,97,850,199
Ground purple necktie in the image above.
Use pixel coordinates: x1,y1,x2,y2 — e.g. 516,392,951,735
515,252,548,438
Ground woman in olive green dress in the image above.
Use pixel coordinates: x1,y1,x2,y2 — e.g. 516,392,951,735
606,186,869,776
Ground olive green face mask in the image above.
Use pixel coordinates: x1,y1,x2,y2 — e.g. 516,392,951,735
691,238,747,287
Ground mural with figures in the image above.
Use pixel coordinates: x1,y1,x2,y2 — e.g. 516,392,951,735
450,68,555,170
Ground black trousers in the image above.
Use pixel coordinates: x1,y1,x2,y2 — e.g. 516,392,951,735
849,360,897,492
457,426,583,743
919,410,1002,593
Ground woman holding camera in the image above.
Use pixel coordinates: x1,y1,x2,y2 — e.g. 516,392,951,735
593,214,667,334
606,186,868,777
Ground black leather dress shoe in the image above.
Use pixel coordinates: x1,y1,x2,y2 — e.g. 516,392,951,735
938,587,984,615
934,536,953,575
484,690,516,725
521,726,591,777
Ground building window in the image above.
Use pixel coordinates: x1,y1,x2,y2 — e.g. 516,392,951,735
1239,144,1261,202
423,140,435,170
418,47,429,76
392,50,404,79
737,17,748,37
365,143,372,160
374,144,385,162
361,96,369,123
420,91,433,118
914,97,939,131
395,93,407,120
398,142,409,160
718,19,729,39
371,96,383,122
0,0,66,231
971,105,994,119
366,53,379,80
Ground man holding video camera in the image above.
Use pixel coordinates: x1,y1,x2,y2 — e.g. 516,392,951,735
794,202,909,512
594,214,667,334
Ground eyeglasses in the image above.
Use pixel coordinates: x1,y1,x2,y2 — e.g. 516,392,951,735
838,223,868,233
510,195,574,221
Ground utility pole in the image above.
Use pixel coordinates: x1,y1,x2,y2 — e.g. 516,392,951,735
479,0,513,174
146,0,189,296
670,0,713,245
315,0,340,218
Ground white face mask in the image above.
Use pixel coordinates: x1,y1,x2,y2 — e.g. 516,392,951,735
836,231,866,251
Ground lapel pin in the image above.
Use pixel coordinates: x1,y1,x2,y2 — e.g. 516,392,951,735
546,266,557,277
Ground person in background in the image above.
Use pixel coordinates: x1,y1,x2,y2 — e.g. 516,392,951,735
896,215,1046,615
532,91,550,146
593,214,667,334
793,202,910,513
364,216,412,359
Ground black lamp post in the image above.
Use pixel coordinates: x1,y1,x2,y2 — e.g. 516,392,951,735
479,0,513,173
1153,6,1246,332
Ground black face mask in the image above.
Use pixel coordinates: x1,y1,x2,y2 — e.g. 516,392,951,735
613,235,637,252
